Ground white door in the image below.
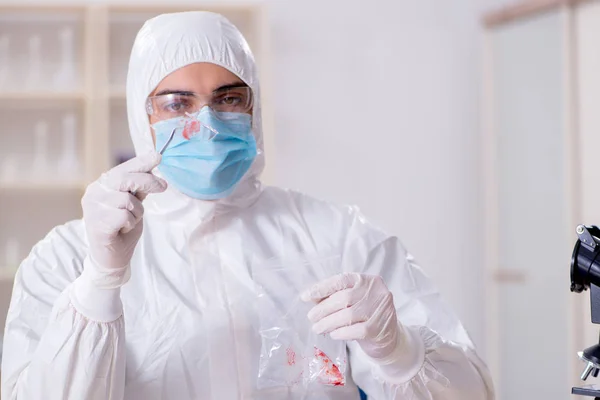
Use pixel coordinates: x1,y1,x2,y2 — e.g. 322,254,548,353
488,9,572,400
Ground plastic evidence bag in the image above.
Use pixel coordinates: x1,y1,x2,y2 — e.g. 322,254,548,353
253,254,348,391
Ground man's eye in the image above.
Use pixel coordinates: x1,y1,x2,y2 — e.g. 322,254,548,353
220,96,242,105
164,102,188,112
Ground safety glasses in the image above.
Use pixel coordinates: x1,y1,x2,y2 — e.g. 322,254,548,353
146,85,253,121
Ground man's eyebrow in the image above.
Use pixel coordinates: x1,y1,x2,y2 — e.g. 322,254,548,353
213,82,248,92
153,89,195,97
153,82,248,97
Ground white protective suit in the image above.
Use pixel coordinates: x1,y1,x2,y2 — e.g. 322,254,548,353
1,11,494,400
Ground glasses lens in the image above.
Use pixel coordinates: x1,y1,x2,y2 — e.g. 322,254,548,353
210,87,253,114
148,87,253,121
150,94,202,120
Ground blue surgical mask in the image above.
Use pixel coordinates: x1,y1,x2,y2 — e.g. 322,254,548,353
151,107,257,200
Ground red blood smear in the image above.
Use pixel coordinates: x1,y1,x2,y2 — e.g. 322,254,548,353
182,119,201,140
314,347,345,386
286,346,296,366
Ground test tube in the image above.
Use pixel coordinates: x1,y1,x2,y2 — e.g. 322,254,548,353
54,27,76,90
31,120,49,179
4,238,19,269
0,34,9,90
26,35,41,90
58,112,79,179
0,155,17,182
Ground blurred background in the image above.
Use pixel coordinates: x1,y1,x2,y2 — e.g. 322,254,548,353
0,0,598,398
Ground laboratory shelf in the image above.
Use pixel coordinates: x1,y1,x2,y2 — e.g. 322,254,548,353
0,91,85,101
0,268,16,282
0,3,270,338
0,180,85,191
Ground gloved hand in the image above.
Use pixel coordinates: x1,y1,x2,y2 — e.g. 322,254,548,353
302,273,404,362
82,152,167,271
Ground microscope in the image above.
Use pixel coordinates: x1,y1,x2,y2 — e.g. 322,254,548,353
571,225,600,398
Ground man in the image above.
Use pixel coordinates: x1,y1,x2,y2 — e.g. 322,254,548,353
1,11,494,400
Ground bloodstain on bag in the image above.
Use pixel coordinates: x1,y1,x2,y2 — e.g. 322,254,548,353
312,347,345,386
286,347,296,366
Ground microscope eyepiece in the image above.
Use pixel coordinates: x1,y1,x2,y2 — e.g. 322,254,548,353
571,225,600,293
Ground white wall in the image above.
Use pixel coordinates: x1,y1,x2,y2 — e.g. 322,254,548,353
0,0,518,357
269,0,513,354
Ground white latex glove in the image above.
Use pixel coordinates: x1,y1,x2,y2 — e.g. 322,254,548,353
302,273,404,362
82,152,167,271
